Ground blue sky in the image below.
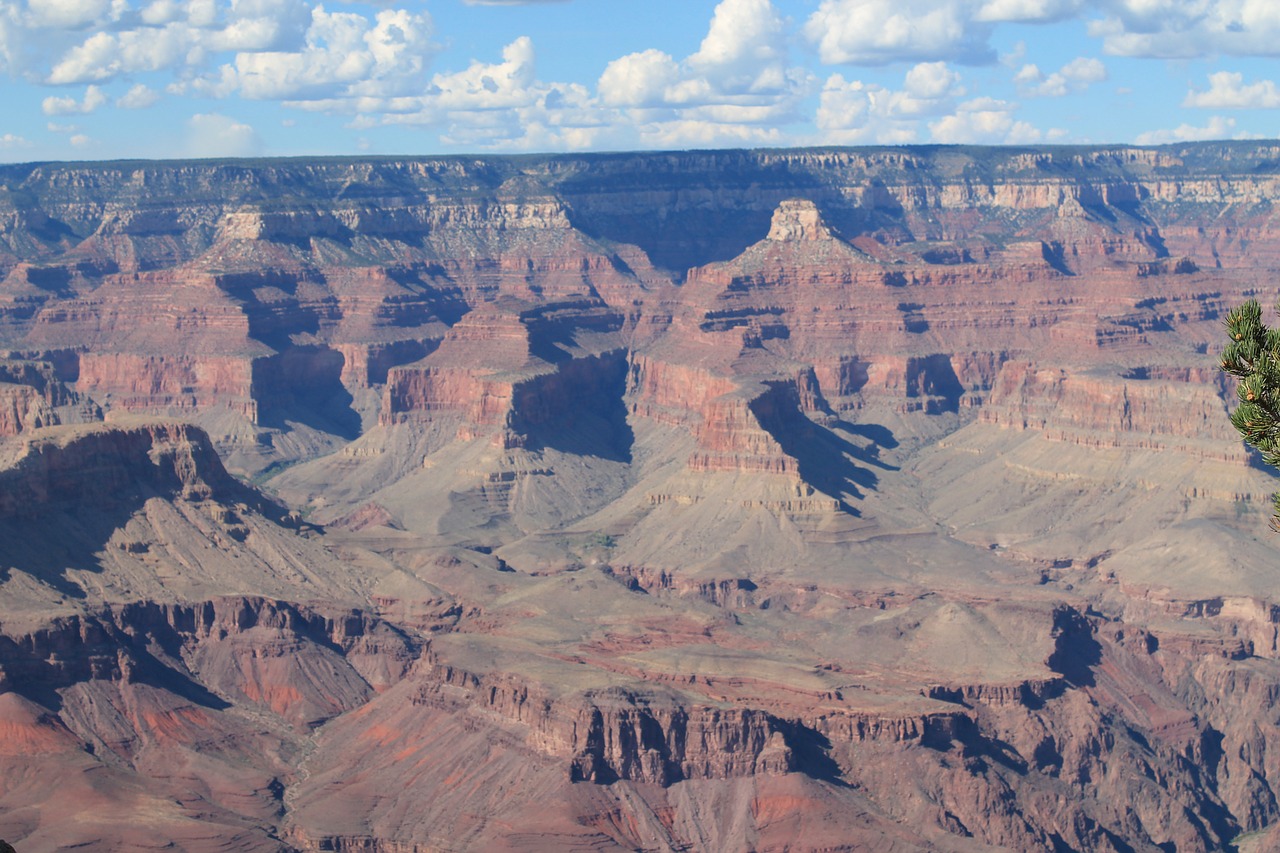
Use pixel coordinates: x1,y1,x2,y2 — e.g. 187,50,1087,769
2,0,1280,161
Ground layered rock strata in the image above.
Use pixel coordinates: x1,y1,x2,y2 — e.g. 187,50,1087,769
3,144,1280,851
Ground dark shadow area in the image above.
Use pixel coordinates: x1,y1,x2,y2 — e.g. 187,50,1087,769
750,383,900,513
840,421,899,449
905,354,966,413
1142,229,1171,258
897,302,929,333
1045,607,1101,688
951,717,1029,775
385,266,470,327
362,338,439,385
557,153,836,274
121,634,235,711
0,510,125,603
1041,241,1074,276
252,346,362,439
27,216,79,246
517,352,634,464
0,612,232,714
777,720,849,786
0,423,295,613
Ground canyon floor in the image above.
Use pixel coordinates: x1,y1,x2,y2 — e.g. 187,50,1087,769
2,144,1280,851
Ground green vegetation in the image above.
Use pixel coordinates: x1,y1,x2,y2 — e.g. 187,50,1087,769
1222,299,1280,528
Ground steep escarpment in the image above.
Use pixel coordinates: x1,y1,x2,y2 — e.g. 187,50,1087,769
4,144,1280,851
0,356,98,436
0,420,246,515
0,594,431,852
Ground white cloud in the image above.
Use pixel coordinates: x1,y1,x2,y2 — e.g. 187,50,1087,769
25,0,123,29
1133,115,1241,144
185,112,262,157
637,119,785,148
207,6,436,101
347,1,811,152
1015,55,1106,96
345,37,609,151
1091,0,1280,58
975,0,1083,22
816,63,965,144
117,83,161,109
591,0,811,148
687,0,786,92
928,96,1041,143
41,83,106,114
804,0,997,65
598,49,679,107
805,0,1278,67
601,0,804,110
0,5,18,74
905,61,964,100
0,133,31,148
432,34,537,110
69,132,92,146
1184,71,1280,109
1061,56,1106,83
48,25,191,82
37,0,312,83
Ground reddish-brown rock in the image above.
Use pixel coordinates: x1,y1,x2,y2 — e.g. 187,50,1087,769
5,145,1280,851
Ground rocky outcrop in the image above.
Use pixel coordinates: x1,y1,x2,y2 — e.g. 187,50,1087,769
7,145,1280,852
0,420,248,517
0,357,99,435
980,360,1239,458
415,662,795,785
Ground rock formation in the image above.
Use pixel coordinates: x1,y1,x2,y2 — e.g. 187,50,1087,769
2,143,1280,850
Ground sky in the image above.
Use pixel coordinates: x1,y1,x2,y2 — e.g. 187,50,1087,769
2,0,1280,162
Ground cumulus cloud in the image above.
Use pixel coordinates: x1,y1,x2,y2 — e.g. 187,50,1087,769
117,83,161,109
0,5,18,74
186,112,262,157
208,7,436,101
804,0,997,65
687,0,787,91
598,49,679,108
602,0,804,109
592,0,811,148
432,34,537,110
816,63,965,144
1015,55,1106,96
38,0,313,83
802,0,1084,67
975,0,1083,21
48,28,186,82
41,83,106,114
0,133,31,149
928,96,1041,143
333,0,812,151
1133,115,1243,144
803,0,1280,67
1091,0,1280,58
338,36,611,151
26,0,125,30
1184,72,1280,109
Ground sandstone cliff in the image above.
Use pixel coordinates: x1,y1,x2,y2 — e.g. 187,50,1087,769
3,144,1280,851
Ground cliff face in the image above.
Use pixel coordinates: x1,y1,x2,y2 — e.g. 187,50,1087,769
5,144,1280,851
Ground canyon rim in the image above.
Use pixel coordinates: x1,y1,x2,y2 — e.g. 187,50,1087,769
1,143,1280,851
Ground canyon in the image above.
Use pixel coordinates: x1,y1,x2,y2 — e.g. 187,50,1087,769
1,143,1279,850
